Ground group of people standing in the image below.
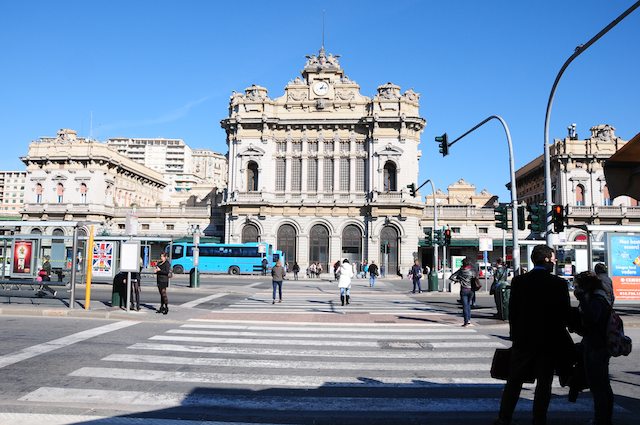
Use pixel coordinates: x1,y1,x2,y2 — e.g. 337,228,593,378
494,245,617,425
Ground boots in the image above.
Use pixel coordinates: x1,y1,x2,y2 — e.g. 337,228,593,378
156,303,164,314
163,304,169,315
346,295,350,305
340,295,345,306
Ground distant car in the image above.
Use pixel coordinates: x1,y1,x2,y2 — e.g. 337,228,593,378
477,264,493,278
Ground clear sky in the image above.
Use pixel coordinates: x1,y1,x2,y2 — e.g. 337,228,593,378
2,0,639,201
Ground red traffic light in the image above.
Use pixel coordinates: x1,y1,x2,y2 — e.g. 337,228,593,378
552,204,565,232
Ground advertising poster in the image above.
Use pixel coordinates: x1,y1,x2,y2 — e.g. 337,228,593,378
606,233,640,301
92,241,115,278
11,240,34,276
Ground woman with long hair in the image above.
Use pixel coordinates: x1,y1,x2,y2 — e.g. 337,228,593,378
155,252,171,314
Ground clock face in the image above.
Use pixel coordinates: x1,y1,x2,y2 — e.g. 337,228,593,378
313,81,329,96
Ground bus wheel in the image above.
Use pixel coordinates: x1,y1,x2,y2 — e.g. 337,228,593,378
173,265,184,274
228,266,240,275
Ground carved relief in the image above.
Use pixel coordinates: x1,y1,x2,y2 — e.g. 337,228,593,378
335,90,355,101
287,90,308,102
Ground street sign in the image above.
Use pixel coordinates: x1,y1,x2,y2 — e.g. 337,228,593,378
479,237,493,252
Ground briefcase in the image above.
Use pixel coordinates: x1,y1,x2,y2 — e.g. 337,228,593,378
490,348,512,381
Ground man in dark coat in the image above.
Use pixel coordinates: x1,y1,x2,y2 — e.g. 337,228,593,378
495,245,571,425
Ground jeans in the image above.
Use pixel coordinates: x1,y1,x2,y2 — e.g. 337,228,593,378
340,287,350,296
369,276,376,287
272,281,282,301
584,344,613,425
412,277,422,293
460,288,473,324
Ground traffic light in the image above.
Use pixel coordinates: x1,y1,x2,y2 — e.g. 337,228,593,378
435,133,449,157
407,183,417,197
423,227,433,247
527,203,546,233
433,229,443,246
552,204,565,232
517,205,526,230
494,203,509,230
444,228,452,246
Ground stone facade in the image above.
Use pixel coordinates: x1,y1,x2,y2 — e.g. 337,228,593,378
0,171,27,217
220,48,425,274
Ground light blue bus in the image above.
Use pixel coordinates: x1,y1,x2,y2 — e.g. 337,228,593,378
273,250,286,267
168,242,273,275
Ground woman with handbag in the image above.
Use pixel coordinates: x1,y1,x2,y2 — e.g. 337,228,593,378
449,257,477,327
155,252,171,315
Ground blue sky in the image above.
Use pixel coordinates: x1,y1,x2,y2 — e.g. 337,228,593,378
2,0,639,201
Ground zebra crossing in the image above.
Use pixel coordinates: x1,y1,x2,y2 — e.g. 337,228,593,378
219,279,442,316
10,315,604,425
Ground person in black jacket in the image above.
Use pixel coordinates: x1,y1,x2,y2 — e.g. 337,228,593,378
495,245,571,425
573,271,613,425
155,252,171,315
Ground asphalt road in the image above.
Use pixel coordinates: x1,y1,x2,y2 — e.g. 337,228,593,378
0,275,638,425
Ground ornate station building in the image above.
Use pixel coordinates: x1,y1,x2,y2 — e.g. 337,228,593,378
221,48,426,274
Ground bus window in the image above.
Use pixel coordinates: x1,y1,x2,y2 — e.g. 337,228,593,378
172,245,184,259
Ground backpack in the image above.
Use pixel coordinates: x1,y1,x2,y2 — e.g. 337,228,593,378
607,308,633,357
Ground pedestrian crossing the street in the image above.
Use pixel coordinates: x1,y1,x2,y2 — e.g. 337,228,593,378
10,318,608,425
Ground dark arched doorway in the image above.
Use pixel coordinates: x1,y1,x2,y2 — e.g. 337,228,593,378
241,224,259,243
341,225,362,264
309,224,329,273
380,226,399,277
277,224,297,265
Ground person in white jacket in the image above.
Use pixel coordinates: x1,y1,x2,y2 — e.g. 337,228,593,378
338,259,354,306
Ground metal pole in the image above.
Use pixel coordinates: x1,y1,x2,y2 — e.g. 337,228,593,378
423,179,439,290
502,228,506,261
69,226,79,309
446,115,520,276
544,1,640,245
441,242,447,292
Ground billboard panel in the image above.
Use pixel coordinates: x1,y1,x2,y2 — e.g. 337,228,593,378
11,240,35,277
606,233,640,301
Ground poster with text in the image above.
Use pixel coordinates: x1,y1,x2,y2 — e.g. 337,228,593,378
606,233,640,301
11,240,34,276
92,241,115,278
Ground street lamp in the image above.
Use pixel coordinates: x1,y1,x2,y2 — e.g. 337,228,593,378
543,1,640,245
436,115,521,275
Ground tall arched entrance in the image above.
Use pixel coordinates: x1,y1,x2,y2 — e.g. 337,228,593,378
241,224,259,243
277,224,297,265
309,224,329,273
380,226,399,277
341,225,362,265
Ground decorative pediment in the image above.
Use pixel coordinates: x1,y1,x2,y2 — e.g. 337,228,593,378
238,144,265,157
377,144,404,156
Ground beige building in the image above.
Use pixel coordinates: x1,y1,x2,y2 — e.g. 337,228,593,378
221,47,425,274
0,171,27,217
19,129,213,239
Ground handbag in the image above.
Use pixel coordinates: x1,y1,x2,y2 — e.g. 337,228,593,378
168,271,174,279
472,276,482,291
490,348,512,381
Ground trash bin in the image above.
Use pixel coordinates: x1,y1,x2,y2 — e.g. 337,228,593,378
495,282,511,321
112,272,126,307
189,268,200,288
428,271,439,292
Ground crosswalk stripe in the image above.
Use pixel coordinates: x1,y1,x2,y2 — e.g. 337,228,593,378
179,293,230,308
69,367,507,387
103,353,491,371
20,387,596,412
187,318,455,327
181,323,472,333
165,329,490,340
129,342,499,358
0,412,289,425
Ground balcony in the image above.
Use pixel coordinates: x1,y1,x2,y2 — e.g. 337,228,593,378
567,205,640,219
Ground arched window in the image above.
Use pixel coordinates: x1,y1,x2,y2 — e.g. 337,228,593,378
56,183,64,203
383,161,397,192
602,185,611,206
30,228,42,235
241,224,259,243
80,183,88,204
35,183,43,203
575,184,585,206
309,224,329,273
247,161,259,192
277,224,297,265
341,225,362,264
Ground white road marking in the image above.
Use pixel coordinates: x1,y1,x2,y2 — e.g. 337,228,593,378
179,293,229,308
103,353,490,371
0,412,288,425
181,323,473,333
165,329,490,340
129,342,500,359
69,366,506,387
0,321,139,369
